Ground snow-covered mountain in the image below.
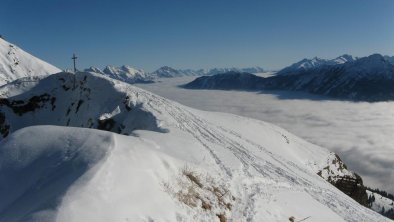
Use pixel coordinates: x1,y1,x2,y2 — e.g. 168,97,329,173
264,54,394,101
277,54,357,76
86,65,154,83
185,54,394,101
84,65,265,82
0,71,386,221
0,38,60,86
151,66,185,78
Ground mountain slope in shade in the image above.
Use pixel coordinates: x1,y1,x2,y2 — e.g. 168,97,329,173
183,71,265,90
0,71,386,221
0,38,60,86
277,54,357,76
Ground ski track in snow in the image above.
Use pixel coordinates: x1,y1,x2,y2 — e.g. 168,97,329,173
118,85,384,221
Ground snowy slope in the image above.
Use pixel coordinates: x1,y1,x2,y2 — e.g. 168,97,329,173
0,38,60,86
367,190,394,219
278,54,356,75
0,72,387,222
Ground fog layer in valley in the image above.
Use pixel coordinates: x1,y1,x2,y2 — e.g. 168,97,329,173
136,76,394,193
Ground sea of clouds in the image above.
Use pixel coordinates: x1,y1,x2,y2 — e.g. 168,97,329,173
137,76,394,193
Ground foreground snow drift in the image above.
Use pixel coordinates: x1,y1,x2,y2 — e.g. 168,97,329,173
0,72,388,221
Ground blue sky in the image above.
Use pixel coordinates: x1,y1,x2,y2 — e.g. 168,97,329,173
1,0,394,71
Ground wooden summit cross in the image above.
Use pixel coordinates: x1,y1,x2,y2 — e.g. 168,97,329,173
72,53,78,73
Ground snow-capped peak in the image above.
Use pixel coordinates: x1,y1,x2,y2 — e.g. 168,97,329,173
0,38,61,85
101,65,153,83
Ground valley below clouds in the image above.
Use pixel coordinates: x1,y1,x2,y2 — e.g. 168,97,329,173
137,77,394,193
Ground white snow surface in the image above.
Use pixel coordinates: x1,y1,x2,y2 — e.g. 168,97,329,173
0,72,387,221
0,38,60,86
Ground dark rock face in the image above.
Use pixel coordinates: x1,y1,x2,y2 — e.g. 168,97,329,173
0,93,55,116
330,174,368,207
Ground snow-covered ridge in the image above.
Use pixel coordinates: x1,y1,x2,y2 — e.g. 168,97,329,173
0,38,60,86
0,71,386,221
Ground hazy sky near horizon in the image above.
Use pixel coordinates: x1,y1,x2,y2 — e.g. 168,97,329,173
1,0,394,71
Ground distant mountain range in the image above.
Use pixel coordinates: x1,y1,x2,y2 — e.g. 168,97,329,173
184,54,394,101
84,65,265,82
152,66,265,78
84,65,154,83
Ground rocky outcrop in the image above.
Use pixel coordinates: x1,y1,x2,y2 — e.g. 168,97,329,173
317,153,368,206
331,174,368,207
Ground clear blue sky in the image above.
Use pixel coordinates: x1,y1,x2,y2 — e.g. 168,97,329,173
1,0,394,72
